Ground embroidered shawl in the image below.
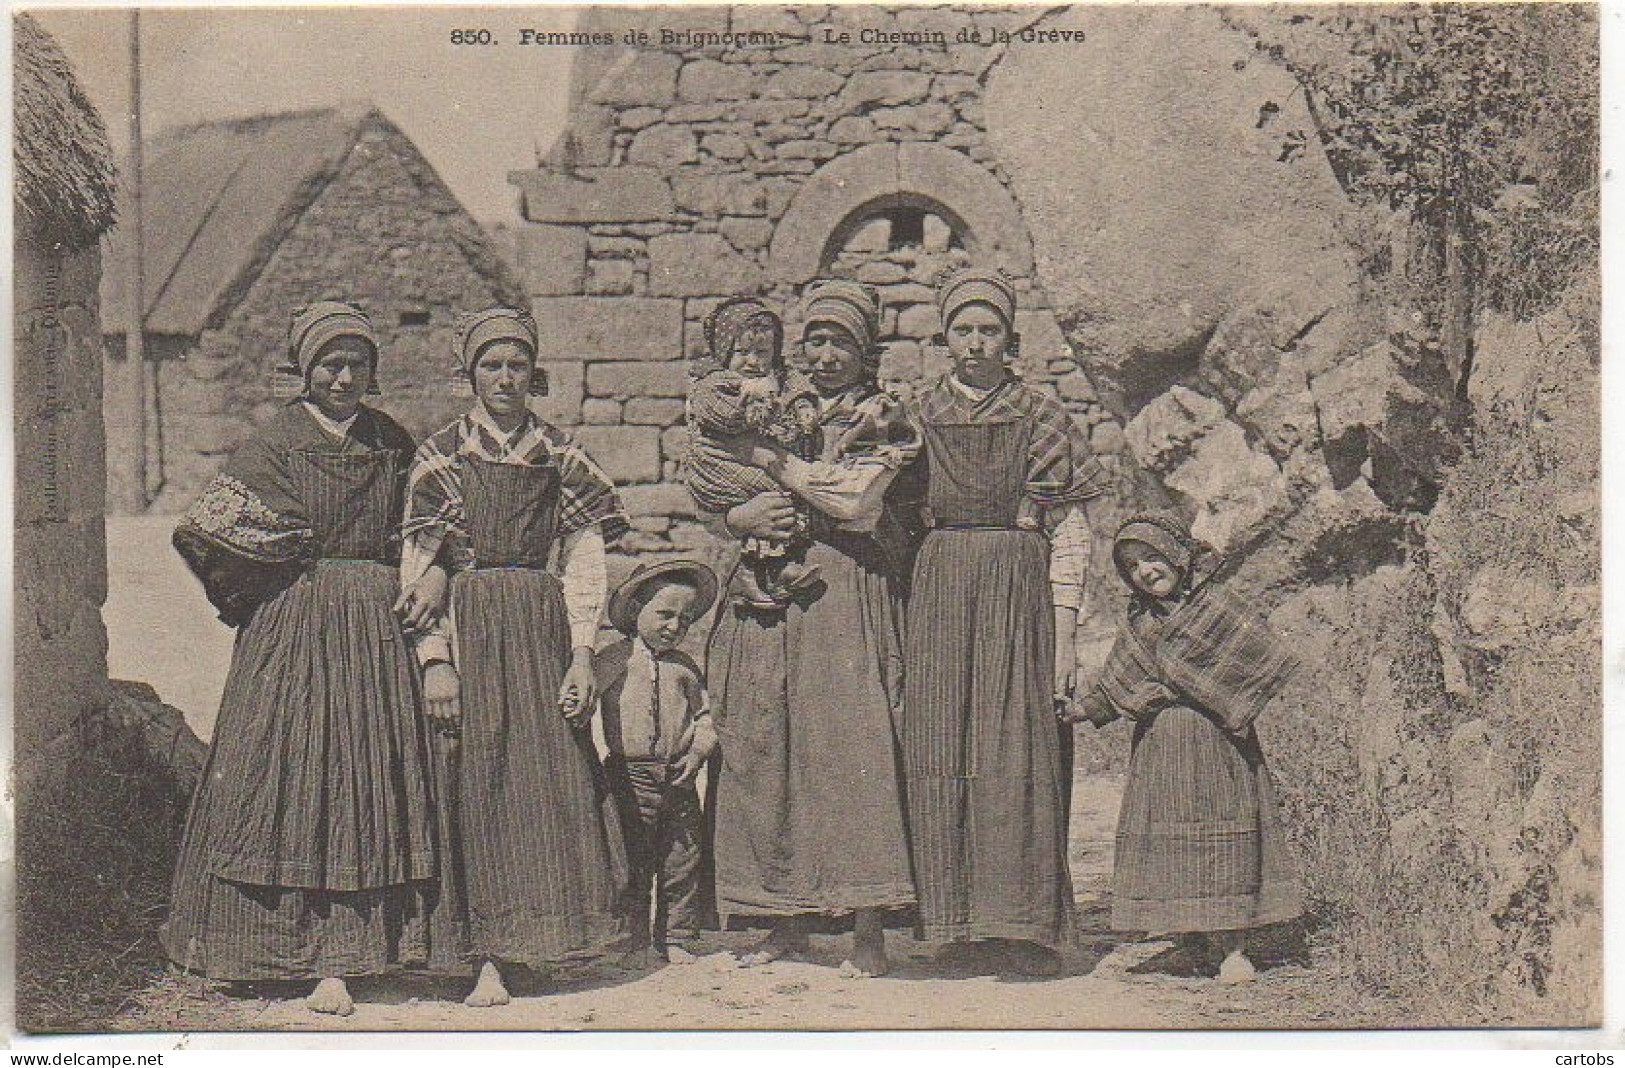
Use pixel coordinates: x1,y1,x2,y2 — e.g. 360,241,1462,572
173,402,415,626
1087,582,1301,733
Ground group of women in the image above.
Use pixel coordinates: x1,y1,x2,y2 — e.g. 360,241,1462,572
162,263,1300,1017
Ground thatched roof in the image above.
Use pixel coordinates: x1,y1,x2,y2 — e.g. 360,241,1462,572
102,105,521,337
13,13,116,248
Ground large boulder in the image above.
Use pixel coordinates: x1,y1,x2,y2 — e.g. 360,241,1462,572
985,6,1467,583
985,5,1361,415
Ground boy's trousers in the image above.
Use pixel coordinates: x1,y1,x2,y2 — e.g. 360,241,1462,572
607,756,703,945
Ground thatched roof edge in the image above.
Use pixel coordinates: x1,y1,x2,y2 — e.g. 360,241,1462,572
14,13,117,248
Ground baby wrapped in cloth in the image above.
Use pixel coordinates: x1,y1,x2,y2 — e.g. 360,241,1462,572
684,290,920,608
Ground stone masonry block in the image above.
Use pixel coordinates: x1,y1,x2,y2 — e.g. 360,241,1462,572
619,482,700,519
586,51,681,107
841,70,931,109
513,167,675,224
586,361,691,400
628,124,700,168
763,66,845,100
678,59,757,102
582,398,624,424
516,225,589,297
648,233,760,298
530,297,683,362
671,173,768,217
532,359,585,425
572,426,662,484
623,398,687,426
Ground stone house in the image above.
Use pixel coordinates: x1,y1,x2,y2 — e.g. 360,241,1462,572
505,5,1121,558
102,105,527,512
14,13,118,788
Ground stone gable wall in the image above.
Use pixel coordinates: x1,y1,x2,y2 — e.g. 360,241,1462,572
111,125,525,513
508,5,1125,562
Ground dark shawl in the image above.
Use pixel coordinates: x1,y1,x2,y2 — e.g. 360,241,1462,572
173,402,416,627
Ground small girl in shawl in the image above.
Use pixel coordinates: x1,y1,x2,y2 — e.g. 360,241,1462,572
1074,511,1304,983
683,296,824,609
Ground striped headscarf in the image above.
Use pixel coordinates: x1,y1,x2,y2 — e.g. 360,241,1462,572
277,301,381,393
453,306,546,395
935,263,1017,331
1112,510,1210,596
1094,510,1300,732
801,279,882,373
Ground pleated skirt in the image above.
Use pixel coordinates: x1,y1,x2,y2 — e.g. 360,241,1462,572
902,529,1074,947
451,567,630,966
162,560,464,980
711,534,916,923
1111,705,1303,933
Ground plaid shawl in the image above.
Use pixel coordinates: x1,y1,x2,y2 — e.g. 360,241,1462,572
1090,582,1300,733
915,374,1110,507
404,402,627,568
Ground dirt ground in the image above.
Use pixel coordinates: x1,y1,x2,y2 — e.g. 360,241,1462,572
104,516,1396,1033
110,770,1394,1033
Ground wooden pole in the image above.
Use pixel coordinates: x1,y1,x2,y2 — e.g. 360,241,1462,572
119,8,149,512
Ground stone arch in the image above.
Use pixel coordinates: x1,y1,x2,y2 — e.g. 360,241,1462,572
768,143,1036,285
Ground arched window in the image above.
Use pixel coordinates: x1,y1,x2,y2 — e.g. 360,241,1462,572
823,198,966,269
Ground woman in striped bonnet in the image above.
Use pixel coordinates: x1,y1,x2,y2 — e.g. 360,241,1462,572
163,301,461,1017
401,307,633,1007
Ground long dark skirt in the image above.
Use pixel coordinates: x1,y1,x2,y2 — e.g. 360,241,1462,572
902,529,1074,948
451,567,629,966
162,560,463,979
1112,705,1302,933
711,533,916,923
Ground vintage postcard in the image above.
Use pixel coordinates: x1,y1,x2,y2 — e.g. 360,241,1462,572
11,1,1603,1038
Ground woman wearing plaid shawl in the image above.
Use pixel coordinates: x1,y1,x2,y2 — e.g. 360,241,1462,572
1075,511,1304,983
900,265,1110,977
691,281,920,977
401,308,632,1007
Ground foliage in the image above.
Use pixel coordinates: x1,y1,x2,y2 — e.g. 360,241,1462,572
1222,5,1598,330
1261,276,1599,1023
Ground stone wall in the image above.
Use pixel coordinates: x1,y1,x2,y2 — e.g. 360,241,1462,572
15,226,111,784
112,123,525,513
507,5,1127,564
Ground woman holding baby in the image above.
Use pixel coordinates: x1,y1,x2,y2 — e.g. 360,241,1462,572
687,283,919,976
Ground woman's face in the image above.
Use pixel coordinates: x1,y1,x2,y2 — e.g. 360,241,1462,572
803,323,867,395
945,302,1010,390
727,319,779,378
471,340,536,417
305,336,375,421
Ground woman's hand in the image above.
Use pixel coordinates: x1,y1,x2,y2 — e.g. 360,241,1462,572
726,491,799,540
670,716,717,787
558,647,598,728
670,749,706,788
422,661,461,726
395,565,449,634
